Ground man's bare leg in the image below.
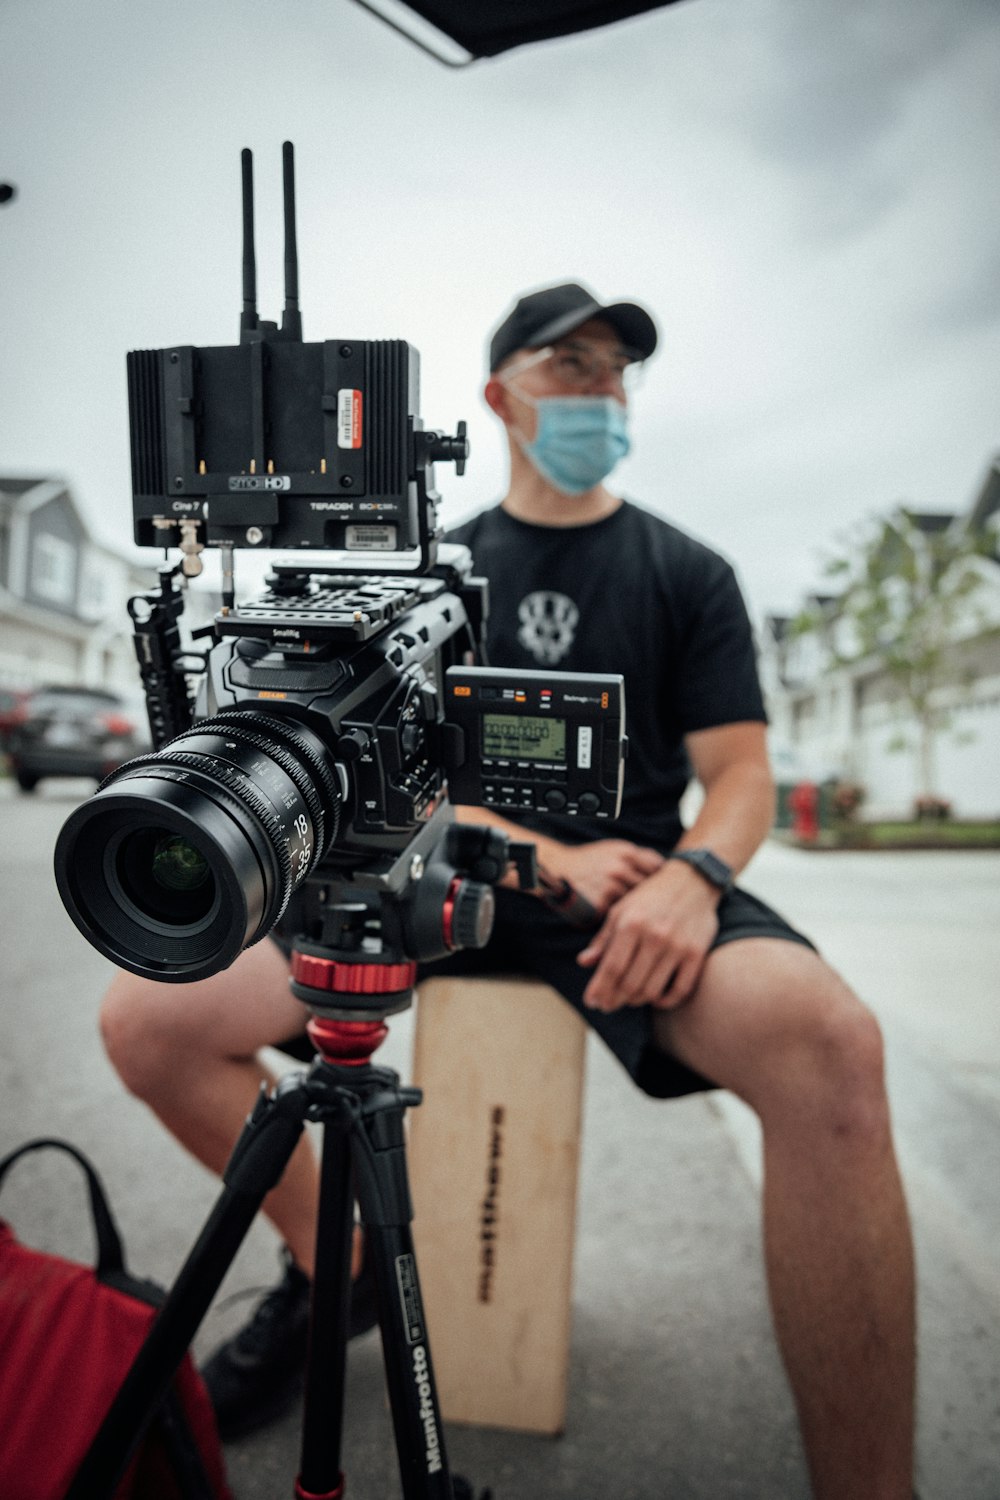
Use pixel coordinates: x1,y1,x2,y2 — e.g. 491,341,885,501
100,941,351,1278
655,938,915,1500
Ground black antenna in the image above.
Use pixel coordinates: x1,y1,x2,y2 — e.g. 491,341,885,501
240,148,258,340
281,141,302,341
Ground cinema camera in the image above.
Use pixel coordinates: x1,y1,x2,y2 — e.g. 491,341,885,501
53,145,628,1500
53,143,627,989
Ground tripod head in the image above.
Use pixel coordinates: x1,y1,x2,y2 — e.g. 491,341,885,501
285,811,535,1063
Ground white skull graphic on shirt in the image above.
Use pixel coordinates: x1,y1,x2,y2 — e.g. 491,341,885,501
517,591,580,665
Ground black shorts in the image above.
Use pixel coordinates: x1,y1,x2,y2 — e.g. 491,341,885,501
273,884,816,1099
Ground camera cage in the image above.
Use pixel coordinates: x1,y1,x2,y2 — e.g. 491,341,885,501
53,143,626,988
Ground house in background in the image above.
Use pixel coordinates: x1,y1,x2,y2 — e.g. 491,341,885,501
760,458,1000,819
0,476,156,697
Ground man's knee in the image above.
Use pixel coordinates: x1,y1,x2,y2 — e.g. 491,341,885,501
741,956,889,1140
100,943,296,1100
664,942,891,1139
100,972,197,1099
100,972,170,1092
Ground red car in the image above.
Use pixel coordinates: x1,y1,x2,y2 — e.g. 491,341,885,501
7,686,147,792
0,687,34,750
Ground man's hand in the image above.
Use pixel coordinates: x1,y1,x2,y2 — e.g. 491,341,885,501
575,859,721,1012
541,839,665,918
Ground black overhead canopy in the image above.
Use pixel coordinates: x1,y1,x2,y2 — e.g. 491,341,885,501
353,0,685,64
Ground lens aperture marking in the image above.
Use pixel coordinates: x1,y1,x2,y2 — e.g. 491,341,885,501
194,712,342,856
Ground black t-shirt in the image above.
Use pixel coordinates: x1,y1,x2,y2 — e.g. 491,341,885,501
446,500,766,853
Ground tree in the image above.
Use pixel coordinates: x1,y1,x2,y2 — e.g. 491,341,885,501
793,507,997,809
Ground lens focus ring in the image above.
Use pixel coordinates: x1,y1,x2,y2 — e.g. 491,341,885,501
188,714,341,861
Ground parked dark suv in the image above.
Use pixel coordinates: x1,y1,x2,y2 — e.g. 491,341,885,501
7,686,147,792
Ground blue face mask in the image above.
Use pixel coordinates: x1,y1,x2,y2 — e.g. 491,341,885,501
519,396,630,495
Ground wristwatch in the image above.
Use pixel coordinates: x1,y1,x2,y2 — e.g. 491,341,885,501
667,848,733,893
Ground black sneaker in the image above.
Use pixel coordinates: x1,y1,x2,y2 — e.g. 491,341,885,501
202,1245,379,1441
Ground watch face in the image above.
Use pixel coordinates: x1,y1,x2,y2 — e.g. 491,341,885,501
699,851,731,886
678,849,732,889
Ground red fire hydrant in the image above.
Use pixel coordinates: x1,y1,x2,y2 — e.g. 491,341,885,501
788,780,820,843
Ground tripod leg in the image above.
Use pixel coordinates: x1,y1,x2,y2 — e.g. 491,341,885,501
66,1077,311,1500
352,1084,454,1500
297,1115,356,1499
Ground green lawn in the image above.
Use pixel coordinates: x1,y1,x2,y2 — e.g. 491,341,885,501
859,820,1000,848
775,819,1000,850
795,820,1000,850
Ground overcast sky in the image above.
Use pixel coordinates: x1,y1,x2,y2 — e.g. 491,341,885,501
2,0,998,621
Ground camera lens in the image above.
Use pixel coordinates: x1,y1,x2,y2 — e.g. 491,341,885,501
54,711,342,983
149,833,211,893
115,828,216,925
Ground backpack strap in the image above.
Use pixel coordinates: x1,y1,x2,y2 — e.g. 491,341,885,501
0,1137,127,1278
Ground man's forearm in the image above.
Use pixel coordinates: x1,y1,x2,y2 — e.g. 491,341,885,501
677,760,775,876
452,803,667,915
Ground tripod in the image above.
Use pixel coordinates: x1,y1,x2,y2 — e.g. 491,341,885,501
67,825,523,1500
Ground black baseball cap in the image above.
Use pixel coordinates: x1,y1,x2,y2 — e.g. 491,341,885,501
489,281,658,372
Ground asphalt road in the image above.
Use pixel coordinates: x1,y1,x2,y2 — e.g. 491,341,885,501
0,780,997,1499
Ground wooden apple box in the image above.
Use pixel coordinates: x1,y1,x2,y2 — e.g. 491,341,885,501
407,976,587,1435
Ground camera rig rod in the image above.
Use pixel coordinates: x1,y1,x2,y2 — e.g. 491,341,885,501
127,565,196,749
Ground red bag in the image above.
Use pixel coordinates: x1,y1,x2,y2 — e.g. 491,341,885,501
0,1138,233,1500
